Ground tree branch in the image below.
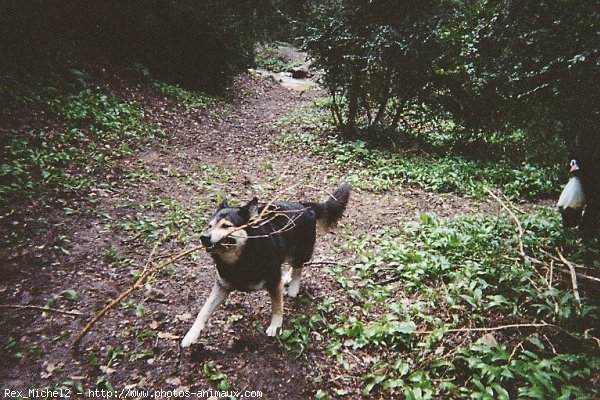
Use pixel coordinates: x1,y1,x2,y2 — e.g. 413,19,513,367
0,304,82,316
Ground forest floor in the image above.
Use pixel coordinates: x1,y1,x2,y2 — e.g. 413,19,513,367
1,54,598,399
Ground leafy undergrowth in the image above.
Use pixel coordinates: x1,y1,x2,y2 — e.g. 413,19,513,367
281,210,600,399
275,104,562,200
0,71,164,201
133,64,215,109
0,65,222,203
254,42,305,73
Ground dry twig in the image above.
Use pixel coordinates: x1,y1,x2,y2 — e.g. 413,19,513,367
540,248,600,283
557,250,581,311
486,188,525,257
73,241,173,349
0,304,82,316
415,321,552,335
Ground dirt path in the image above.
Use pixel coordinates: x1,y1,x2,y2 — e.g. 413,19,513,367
1,73,499,398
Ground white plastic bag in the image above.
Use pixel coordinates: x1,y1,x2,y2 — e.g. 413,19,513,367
557,176,586,210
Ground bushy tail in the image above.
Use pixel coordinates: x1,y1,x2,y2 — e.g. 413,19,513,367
304,183,351,229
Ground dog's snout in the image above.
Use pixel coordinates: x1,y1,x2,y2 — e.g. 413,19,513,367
200,233,212,246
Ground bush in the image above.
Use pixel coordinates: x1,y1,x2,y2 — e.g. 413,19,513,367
0,0,265,92
303,0,450,135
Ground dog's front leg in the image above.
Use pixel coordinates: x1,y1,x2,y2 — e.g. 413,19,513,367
266,280,284,336
181,281,230,347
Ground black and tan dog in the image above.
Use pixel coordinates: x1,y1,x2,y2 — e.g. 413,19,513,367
181,183,350,347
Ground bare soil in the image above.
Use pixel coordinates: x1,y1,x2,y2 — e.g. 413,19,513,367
0,72,510,399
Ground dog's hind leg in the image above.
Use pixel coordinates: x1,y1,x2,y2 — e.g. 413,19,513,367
286,266,303,298
181,282,230,347
266,280,284,336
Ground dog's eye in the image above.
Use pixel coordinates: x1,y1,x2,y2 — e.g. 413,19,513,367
222,222,234,228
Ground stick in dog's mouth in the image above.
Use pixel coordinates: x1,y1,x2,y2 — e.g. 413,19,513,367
205,236,237,253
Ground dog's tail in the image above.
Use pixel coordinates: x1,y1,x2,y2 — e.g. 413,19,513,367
304,182,351,229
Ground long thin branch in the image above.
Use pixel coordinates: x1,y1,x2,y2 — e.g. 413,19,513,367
415,322,552,335
487,189,595,309
486,188,525,257
558,270,600,284
0,304,82,316
539,248,600,283
500,191,527,215
304,260,350,268
557,251,581,309
73,241,191,350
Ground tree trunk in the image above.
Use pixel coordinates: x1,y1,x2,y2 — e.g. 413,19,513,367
391,101,407,131
373,68,393,128
331,90,344,128
361,92,373,127
345,74,360,136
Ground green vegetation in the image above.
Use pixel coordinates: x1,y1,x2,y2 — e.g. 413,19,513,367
203,361,235,393
0,78,161,200
1,1,597,397
277,105,562,199
301,0,599,151
286,132,560,199
254,43,304,73
134,64,215,109
152,81,213,109
437,0,599,143
280,210,600,398
112,196,209,244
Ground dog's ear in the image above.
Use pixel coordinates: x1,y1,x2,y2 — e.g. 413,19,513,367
218,199,229,209
240,197,259,221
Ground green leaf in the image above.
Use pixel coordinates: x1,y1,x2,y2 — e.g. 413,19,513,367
62,289,78,303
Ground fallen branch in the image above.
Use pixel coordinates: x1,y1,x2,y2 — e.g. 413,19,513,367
557,251,581,311
539,248,600,283
415,321,552,335
374,276,402,286
73,241,191,350
500,191,527,215
0,304,82,316
486,188,525,257
548,259,559,314
558,270,600,284
305,260,350,268
122,231,144,243
485,189,599,288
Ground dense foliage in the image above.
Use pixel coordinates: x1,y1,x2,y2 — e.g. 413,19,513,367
301,0,599,152
438,0,600,150
0,73,162,199
303,0,450,135
275,103,563,199
281,211,600,398
0,0,268,91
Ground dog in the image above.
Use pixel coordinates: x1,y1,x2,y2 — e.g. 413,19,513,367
181,183,351,347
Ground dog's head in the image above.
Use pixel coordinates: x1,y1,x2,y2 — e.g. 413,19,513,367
200,197,259,258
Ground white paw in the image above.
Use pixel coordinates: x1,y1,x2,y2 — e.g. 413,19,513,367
283,270,292,285
266,323,282,337
181,329,200,348
287,280,300,297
